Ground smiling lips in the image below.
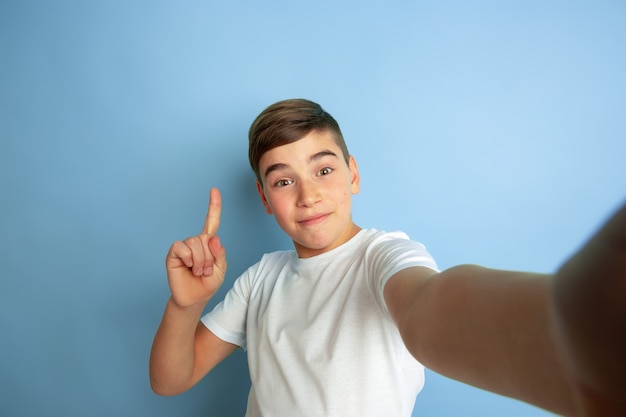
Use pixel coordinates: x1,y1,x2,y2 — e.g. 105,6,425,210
298,213,330,226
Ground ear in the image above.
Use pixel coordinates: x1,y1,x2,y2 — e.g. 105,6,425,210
256,180,273,215
348,156,360,195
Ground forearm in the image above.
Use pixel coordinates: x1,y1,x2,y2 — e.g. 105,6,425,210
398,265,575,415
149,297,207,395
551,203,626,415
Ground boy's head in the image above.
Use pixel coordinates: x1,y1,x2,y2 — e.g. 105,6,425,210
248,99,350,185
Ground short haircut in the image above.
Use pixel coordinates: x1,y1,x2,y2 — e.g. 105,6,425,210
248,98,350,185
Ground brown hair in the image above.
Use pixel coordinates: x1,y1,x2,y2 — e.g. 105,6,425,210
248,98,350,184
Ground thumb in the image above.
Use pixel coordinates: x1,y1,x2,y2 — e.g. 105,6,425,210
208,235,227,273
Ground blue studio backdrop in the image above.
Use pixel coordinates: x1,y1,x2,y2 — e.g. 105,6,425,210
1,1,625,416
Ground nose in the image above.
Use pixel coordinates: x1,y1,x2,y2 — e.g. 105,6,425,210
297,179,321,208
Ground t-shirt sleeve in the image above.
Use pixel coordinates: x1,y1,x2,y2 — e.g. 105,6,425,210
200,262,259,350
365,231,439,317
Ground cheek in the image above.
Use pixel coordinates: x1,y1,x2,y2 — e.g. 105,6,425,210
267,196,289,216
337,187,351,206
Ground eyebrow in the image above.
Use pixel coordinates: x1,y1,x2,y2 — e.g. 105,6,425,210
263,150,338,179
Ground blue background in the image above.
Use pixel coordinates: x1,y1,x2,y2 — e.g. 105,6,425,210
1,1,625,416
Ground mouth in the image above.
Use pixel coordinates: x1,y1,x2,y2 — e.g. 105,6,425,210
298,213,330,226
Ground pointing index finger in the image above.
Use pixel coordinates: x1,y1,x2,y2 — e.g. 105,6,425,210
202,188,222,235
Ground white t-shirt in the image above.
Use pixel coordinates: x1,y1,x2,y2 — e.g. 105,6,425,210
201,228,439,417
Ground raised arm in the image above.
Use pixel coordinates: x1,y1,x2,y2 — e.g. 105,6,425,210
149,188,237,396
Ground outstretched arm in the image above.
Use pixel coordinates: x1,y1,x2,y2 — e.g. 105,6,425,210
385,265,576,415
552,202,626,416
385,201,626,416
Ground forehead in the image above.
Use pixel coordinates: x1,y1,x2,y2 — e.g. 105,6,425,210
259,130,341,169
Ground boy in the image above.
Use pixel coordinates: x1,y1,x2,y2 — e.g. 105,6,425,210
150,99,626,416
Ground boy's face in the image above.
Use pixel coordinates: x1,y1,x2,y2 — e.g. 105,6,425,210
256,130,361,258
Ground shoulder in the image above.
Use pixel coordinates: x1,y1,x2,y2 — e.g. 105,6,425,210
241,250,296,282
359,228,439,274
257,250,295,267
227,250,296,299
360,228,428,254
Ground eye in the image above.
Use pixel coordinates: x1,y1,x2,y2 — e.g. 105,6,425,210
317,167,333,176
274,179,294,187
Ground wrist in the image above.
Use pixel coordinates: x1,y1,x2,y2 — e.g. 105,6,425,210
167,296,208,316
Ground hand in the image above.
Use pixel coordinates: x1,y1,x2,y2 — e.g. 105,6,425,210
165,188,227,308
552,202,626,416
